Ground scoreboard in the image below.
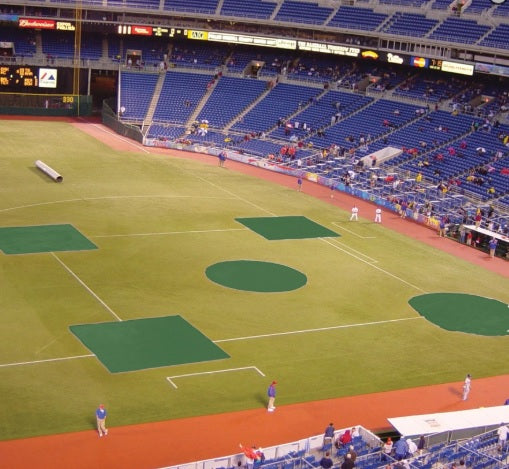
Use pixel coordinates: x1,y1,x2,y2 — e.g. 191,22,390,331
0,66,38,89
0,66,58,90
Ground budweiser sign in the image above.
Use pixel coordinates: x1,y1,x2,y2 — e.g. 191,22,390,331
131,25,152,36
19,18,55,29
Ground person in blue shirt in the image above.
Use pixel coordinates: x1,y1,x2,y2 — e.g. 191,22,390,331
394,437,409,460
267,381,277,412
319,451,333,469
96,404,108,437
323,422,335,445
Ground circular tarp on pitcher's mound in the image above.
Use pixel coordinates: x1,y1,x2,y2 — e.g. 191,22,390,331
409,293,509,336
206,260,307,292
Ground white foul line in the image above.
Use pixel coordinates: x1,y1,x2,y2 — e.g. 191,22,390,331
324,237,377,263
51,253,122,321
0,354,94,369
88,122,151,154
93,228,247,238
332,221,376,239
190,173,277,217
214,317,423,343
0,318,422,370
0,195,238,214
319,238,427,293
166,366,265,389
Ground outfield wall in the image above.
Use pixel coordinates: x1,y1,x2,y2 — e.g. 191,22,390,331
0,93,92,116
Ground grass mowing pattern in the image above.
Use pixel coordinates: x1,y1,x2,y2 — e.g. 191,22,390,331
0,224,97,254
70,315,230,373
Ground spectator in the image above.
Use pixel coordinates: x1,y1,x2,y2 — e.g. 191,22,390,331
497,423,508,451
348,445,357,463
337,429,352,447
323,423,335,445
417,435,426,454
341,453,355,469
394,437,409,460
239,444,264,469
382,437,393,461
319,452,333,469
407,438,418,456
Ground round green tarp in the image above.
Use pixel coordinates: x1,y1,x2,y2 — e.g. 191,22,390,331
206,260,307,292
409,293,509,336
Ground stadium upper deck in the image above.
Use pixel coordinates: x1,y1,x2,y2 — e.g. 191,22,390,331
1,0,509,65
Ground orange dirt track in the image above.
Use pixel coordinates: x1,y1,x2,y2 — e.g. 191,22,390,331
1,119,508,469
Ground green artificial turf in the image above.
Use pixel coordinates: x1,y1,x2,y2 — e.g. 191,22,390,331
236,215,340,240
0,224,97,254
205,260,307,292
70,315,229,372
409,293,509,336
0,120,508,441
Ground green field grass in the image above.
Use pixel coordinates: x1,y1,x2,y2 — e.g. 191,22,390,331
0,120,508,440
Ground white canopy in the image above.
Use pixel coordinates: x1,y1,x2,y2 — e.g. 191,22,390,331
388,405,509,437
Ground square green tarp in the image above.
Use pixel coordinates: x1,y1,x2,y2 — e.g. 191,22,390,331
236,215,339,240
0,224,97,254
70,315,230,373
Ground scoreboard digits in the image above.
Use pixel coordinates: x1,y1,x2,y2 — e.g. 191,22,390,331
0,66,39,89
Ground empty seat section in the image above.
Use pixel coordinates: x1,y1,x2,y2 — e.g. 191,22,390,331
153,71,213,124
146,125,185,140
327,7,388,31
382,13,438,37
311,99,419,150
196,76,267,128
269,90,370,141
231,83,320,133
120,71,159,120
220,0,277,19
428,18,490,44
163,0,218,14
275,0,334,24
479,24,509,49
0,27,36,58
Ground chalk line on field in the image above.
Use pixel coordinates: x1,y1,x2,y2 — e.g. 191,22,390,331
188,173,278,217
166,366,265,389
332,221,376,239
51,253,122,321
0,195,238,213
93,227,248,238
320,238,427,293
0,354,94,369
214,317,423,343
88,122,151,153
324,237,377,263
0,318,423,369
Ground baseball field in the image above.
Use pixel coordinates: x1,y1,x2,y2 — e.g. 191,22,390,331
0,118,508,468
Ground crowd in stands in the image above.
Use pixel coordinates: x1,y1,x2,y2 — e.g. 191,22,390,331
191,422,509,469
122,52,509,234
